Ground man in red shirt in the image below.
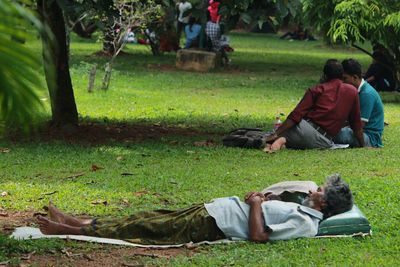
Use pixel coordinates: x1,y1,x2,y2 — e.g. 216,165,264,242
266,59,365,150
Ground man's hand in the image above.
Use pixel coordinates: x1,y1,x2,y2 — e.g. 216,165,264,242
354,128,365,147
244,192,265,205
246,192,270,242
265,132,279,143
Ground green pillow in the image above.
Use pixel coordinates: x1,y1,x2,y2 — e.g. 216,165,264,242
317,205,371,236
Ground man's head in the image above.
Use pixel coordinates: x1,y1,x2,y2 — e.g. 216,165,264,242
321,59,343,82
302,174,353,219
342,59,362,88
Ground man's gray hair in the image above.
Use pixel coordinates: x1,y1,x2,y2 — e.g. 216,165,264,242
321,174,353,218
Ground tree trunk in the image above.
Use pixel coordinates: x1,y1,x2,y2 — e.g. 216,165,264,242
102,27,117,55
37,0,78,128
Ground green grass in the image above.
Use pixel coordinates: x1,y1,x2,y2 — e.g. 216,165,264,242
1,32,400,266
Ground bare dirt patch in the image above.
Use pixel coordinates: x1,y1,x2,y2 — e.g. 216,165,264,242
0,210,37,235
8,122,219,145
28,246,195,267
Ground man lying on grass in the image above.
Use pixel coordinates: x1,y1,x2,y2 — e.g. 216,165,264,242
37,175,352,244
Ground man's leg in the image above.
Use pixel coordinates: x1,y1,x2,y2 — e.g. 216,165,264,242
283,120,333,149
48,201,92,227
37,215,83,235
334,127,371,147
81,205,224,245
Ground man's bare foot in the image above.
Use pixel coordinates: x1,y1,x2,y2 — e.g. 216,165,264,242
270,137,286,151
37,215,82,235
264,137,287,153
37,215,65,235
48,201,92,227
263,143,273,153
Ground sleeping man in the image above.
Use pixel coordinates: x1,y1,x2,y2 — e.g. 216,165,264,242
37,174,353,245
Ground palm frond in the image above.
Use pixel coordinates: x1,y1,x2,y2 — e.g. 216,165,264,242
0,0,44,133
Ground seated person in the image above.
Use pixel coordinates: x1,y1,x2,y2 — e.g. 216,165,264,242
364,51,396,92
334,59,384,148
159,25,180,52
184,17,201,49
205,18,229,65
280,24,315,41
265,59,364,151
37,175,353,244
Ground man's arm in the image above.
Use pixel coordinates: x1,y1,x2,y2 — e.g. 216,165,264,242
265,118,296,143
245,194,270,242
365,75,375,83
266,87,321,143
348,92,365,147
354,128,365,147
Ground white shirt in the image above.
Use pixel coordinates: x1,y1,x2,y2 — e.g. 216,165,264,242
204,196,322,241
178,2,192,23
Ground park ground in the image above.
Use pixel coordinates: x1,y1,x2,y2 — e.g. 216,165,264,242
1,32,400,266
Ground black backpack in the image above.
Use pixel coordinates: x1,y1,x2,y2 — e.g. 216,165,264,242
222,128,272,149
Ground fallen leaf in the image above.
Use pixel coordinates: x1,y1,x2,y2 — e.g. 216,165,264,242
249,76,257,80
133,190,150,197
91,164,103,171
193,140,215,147
159,198,172,205
64,172,85,180
91,200,108,205
186,150,195,154
0,212,9,217
0,148,10,153
122,262,141,267
116,156,124,161
42,191,58,196
121,173,134,176
83,254,94,261
120,199,130,207
33,211,47,217
1,192,8,197
20,251,36,260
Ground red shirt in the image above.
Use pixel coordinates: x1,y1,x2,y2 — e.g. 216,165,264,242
208,2,220,23
287,79,362,136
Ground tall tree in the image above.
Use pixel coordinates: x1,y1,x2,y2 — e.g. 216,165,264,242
37,0,78,128
302,0,400,86
0,0,44,133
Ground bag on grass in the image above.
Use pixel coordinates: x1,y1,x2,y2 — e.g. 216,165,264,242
222,128,272,149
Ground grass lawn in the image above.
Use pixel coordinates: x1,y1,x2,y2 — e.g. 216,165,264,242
1,32,400,266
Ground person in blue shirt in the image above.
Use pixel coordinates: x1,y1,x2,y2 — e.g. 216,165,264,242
184,17,201,49
334,59,384,147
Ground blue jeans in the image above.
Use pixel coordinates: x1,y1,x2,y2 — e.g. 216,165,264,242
333,127,371,147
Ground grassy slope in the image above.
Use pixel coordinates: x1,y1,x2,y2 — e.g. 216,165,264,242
1,32,400,266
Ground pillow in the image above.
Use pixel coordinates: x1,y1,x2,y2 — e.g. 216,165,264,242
317,205,371,236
